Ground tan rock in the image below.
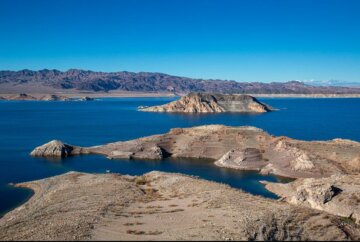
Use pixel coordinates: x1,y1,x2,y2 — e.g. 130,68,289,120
215,148,266,170
30,125,360,179
30,140,76,158
39,94,70,101
139,92,272,113
264,174,360,224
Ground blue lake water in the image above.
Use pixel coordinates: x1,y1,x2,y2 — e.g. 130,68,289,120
1,97,360,216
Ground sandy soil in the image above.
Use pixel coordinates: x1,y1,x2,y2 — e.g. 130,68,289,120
0,171,359,241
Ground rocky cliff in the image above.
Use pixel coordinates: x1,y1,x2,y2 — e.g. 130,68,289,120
139,93,272,113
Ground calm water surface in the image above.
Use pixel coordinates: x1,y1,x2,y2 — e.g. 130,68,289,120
1,97,360,216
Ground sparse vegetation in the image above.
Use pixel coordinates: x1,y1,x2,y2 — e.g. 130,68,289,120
135,176,147,185
126,230,163,236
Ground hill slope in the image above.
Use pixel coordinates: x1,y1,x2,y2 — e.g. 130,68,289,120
1,69,360,94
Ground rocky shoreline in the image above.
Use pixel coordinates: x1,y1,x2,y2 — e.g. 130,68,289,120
0,93,94,101
30,125,360,179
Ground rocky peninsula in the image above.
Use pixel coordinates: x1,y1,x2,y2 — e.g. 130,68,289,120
139,93,272,113
1,171,359,240
31,125,360,179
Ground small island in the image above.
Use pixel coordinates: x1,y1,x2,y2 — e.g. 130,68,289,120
139,93,273,113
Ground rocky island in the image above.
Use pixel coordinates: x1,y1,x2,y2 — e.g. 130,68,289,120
139,93,272,113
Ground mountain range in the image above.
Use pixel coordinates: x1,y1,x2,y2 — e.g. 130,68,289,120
1,69,360,94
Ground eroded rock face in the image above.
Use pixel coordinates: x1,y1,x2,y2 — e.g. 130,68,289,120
140,93,272,113
30,140,74,158
131,145,165,160
275,140,315,171
215,148,266,170
264,174,360,224
294,183,342,207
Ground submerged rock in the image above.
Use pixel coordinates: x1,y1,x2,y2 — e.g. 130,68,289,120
30,140,75,158
139,92,273,113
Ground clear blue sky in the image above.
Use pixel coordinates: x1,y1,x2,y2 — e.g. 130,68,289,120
0,0,359,82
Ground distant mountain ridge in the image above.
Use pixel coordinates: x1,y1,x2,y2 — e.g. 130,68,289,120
304,80,360,88
1,69,360,94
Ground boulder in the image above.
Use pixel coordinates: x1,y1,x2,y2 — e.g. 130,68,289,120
132,145,164,160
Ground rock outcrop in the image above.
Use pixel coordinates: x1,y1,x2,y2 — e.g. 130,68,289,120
79,96,94,101
107,144,164,160
264,174,360,224
39,94,70,101
31,125,360,179
1,93,95,101
215,148,267,170
30,140,78,158
139,93,272,113
7,93,37,100
1,171,359,240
